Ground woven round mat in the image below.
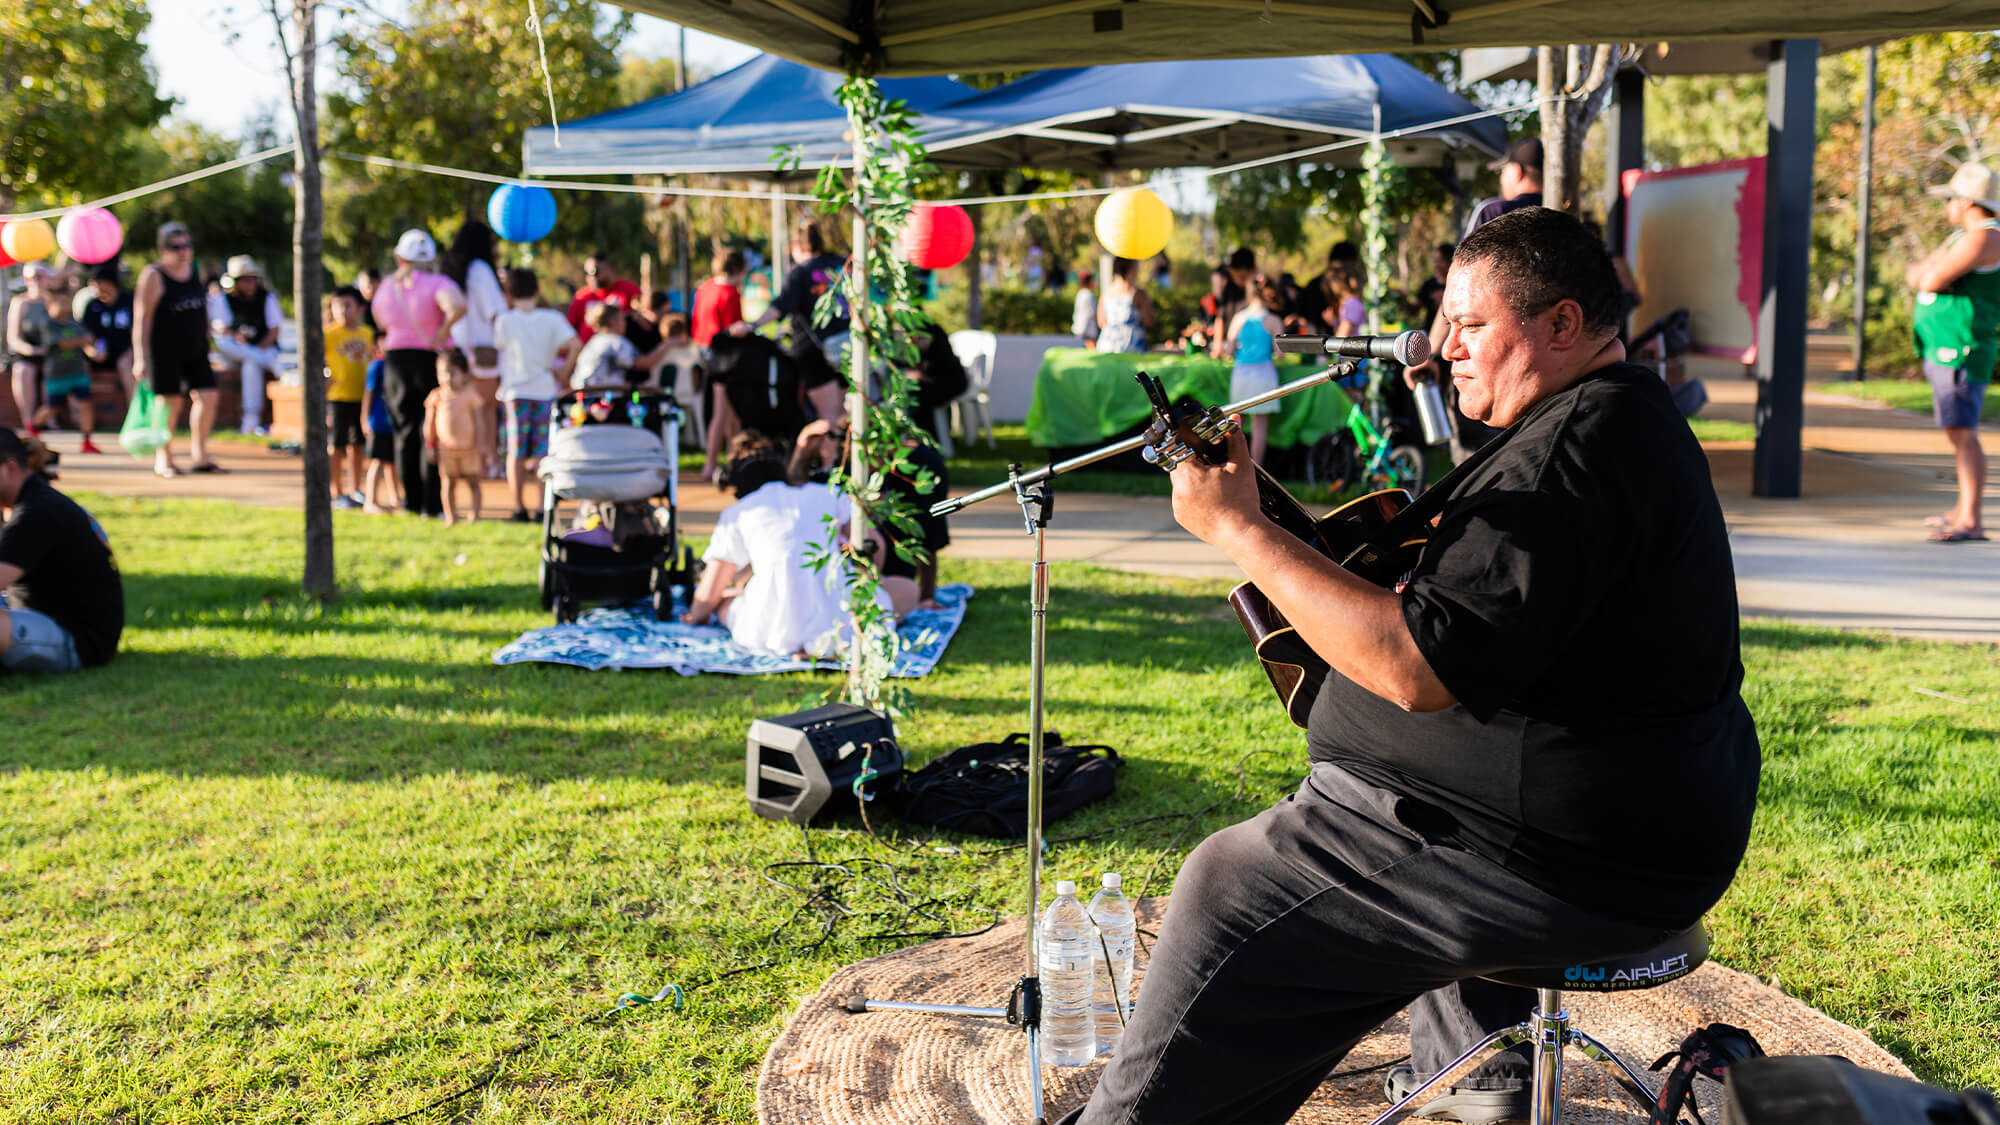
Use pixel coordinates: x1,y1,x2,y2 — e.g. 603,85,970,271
758,897,1910,1125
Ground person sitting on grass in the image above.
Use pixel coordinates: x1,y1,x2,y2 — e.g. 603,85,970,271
423,350,484,526
789,419,950,610
682,430,918,658
571,303,680,392
0,429,123,674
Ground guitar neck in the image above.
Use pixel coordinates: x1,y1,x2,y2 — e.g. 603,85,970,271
1251,463,1323,545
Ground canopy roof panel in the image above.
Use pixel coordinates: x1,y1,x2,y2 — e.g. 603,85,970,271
600,0,2000,76
522,52,974,176
921,55,1508,171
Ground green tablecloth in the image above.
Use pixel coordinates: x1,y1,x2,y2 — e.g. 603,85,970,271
1024,348,1356,450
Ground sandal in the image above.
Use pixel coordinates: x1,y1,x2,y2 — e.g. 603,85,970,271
155,465,181,479
1928,527,1989,542
189,462,229,474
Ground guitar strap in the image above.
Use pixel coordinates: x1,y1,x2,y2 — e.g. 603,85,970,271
1377,417,1522,545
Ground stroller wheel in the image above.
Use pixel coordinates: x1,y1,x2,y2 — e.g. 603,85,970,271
538,556,555,610
554,593,579,625
652,584,674,622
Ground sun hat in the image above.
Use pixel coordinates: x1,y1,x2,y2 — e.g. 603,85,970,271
222,255,263,288
1928,163,2000,212
394,229,438,263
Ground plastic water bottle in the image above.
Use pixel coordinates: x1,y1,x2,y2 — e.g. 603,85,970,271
1088,873,1136,1057
1038,880,1096,1067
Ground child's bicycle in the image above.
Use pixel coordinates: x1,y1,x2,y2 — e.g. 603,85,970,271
1302,367,1428,498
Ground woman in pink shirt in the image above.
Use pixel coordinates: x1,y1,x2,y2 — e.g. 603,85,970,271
371,229,467,517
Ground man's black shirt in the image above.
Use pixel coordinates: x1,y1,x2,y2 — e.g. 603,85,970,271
0,475,124,665
1306,364,1758,929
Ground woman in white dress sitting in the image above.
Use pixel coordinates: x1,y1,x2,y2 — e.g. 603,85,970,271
681,431,919,657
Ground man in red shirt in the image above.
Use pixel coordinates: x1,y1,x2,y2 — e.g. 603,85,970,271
566,253,643,343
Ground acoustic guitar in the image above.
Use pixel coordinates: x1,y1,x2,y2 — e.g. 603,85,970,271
1225,484,1427,728
1133,371,1429,727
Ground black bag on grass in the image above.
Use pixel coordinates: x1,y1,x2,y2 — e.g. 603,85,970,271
889,732,1120,838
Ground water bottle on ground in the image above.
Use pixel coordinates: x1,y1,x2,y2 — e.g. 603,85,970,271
1038,880,1096,1067
1088,872,1136,1057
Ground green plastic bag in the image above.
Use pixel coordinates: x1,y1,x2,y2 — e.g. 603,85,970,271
118,383,172,458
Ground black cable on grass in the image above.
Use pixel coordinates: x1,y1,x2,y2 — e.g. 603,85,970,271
368,752,1296,1122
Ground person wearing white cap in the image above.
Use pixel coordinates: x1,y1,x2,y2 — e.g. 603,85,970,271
370,228,467,517
6,263,55,436
1907,161,2000,543
209,255,285,435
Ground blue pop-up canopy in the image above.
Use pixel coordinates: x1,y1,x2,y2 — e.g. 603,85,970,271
921,55,1506,172
521,53,975,177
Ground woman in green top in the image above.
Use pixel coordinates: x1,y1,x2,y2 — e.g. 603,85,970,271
1908,162,2000,542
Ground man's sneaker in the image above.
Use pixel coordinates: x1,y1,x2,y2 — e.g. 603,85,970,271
1383,1064,1533,1124
79,438,104,454
331,494,361,510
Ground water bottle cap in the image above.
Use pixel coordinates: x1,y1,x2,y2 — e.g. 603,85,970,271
1055,880,1077,896
1102,873,1122,889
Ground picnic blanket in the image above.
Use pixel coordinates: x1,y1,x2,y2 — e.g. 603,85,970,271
493,583,973,675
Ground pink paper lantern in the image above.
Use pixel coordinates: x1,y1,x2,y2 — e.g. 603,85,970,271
902,203,974,271
57,208,124,264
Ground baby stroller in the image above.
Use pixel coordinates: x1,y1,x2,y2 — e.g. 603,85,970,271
537,387,699,624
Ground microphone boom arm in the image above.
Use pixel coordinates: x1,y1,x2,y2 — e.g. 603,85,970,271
931,359,1359,517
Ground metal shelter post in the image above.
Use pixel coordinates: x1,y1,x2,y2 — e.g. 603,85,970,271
1853,45,1877,381
1605,68,1644,255
1753,37,1817,499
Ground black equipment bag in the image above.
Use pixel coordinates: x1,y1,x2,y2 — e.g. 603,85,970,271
1648,1022,1767,1125
888,732,1120,838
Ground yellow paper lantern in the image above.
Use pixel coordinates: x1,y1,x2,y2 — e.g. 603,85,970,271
0,217,55,263
1094,188,1173,261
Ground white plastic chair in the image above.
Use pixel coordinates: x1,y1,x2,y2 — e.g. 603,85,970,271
945,329,998,455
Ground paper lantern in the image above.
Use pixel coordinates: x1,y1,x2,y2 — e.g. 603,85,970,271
57,208,124,264
487,183,558,244
0,225,16,270
1093,188,1173,261
1,218,55,264
901,202,973,270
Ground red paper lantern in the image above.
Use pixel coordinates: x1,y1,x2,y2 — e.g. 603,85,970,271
0,224,15,270
902,202,973,271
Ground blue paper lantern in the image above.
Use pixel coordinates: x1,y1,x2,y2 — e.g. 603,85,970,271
487,183,558,244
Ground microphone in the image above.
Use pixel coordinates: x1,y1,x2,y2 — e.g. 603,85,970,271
1275,329,1429,367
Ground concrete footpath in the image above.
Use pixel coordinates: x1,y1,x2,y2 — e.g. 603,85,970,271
32,351,2000,643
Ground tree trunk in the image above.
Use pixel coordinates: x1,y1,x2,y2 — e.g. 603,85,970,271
294,0,333,599
965,174,989,329
1539,44,1620,215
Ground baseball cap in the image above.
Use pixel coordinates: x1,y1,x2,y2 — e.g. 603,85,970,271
1928,163,2000,212
394,229,438,263
1489,136,1545,174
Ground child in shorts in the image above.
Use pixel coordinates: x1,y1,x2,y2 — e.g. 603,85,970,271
35,286,100,453
359,357,401,513
493,266,577,521
424,350,483,526
323,286,375,508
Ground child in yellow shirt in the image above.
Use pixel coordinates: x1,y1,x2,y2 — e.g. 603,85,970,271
324,287,376,509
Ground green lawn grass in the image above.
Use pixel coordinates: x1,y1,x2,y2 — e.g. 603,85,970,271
5,497,1996,1122
1814,378,2000,423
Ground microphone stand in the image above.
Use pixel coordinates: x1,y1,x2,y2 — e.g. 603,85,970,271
848,358,1356,1125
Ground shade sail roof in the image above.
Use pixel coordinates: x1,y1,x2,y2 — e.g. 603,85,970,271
597,0,2000,76
522,52,975,176
920,55,1507,171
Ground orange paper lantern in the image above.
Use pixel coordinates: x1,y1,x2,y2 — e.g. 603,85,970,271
0,218,55,263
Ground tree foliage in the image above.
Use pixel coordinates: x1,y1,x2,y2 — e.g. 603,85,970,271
120,115,296,300
0,0,173,210
322,0,644,271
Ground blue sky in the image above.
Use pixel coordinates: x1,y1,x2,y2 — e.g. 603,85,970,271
145,0,757,135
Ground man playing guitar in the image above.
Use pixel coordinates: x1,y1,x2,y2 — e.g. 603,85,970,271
1061,208,1761,1125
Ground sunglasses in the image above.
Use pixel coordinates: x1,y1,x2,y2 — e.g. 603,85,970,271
165,241,193,251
